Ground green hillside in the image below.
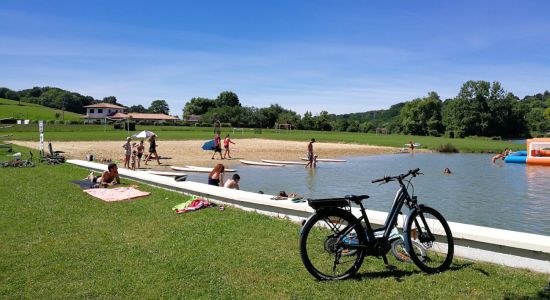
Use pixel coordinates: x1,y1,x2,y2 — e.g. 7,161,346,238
0,98,82,121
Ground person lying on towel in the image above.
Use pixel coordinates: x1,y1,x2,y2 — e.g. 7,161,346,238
86,162,121,188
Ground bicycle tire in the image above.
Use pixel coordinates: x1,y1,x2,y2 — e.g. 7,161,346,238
299,209,367,280
404,206,454,273
390,238,427,263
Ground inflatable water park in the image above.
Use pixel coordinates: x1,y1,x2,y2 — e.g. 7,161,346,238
505,138,550,166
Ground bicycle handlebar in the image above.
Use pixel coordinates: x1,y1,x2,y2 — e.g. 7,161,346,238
371,168,422,184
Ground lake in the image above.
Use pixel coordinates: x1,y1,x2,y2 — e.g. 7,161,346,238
185,153,550,236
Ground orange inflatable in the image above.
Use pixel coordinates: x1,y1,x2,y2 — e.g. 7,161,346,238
526,138,550,166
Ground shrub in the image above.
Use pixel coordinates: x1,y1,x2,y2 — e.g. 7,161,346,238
436,143,459,153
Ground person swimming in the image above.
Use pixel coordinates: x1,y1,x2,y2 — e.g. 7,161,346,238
444,168,452,174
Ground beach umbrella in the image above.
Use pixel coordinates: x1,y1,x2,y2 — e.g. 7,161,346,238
132,130,156,139
201,139,215,150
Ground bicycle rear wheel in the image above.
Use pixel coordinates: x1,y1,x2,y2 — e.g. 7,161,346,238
404,206,454,273
299,209,367,280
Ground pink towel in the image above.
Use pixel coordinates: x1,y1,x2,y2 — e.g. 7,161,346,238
83,187,151,202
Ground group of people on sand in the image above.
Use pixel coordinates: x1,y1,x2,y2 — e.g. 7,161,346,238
122,135,161,170
211,132,236,160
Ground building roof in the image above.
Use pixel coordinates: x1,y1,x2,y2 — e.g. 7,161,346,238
94,112,179,120
83,103,126,109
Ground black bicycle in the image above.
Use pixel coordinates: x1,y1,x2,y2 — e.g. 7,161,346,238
299,168,454,280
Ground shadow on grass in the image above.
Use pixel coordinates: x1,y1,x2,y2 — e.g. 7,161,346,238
355,265,421,282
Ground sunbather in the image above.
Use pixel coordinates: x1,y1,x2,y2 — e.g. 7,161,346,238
85,163,121,187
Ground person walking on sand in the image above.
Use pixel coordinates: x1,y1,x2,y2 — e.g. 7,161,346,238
211,131,223,160
208,164,225,187
122,137,132,169
223,134,236,159
136,140,145,169
145,134,161,166
305,138,316,168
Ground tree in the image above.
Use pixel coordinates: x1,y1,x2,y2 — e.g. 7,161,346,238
400,92,443,136
128,105,147,113
183,97,216,117
215,91,241,107
300,111,314,130
313,111,332,131
149,100,169,115
102,96,118,104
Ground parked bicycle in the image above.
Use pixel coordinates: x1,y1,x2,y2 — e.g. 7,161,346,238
1,151,34,168
299,168,454,280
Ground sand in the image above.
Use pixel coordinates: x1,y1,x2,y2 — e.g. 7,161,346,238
12,139,421,170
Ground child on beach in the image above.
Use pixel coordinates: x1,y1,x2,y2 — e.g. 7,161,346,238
131,150,137,171
223,134,236,159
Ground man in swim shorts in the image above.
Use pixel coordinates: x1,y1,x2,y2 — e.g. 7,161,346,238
305,138,316,168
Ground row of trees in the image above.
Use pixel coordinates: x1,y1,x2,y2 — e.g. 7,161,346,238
184,82,549,138
2,82,549,138
0,87,172,116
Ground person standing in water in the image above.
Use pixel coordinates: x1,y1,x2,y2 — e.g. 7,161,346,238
208,163,225,187
305,138,316,168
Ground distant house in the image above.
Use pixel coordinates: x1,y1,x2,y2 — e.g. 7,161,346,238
82,103,179,124
110,112,179,124
82,103,126,123
185,114,202,124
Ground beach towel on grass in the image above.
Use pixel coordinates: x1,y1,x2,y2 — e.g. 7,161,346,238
83,187,151,202
172,198,212,214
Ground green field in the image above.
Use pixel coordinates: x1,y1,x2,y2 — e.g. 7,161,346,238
3,123,524,153
0,145,547,299
0,98,82,121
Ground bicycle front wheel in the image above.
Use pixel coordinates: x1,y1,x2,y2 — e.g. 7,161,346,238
404,206,454,273
299,209,367,280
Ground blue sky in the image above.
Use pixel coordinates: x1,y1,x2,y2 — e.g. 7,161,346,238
1,1,549,116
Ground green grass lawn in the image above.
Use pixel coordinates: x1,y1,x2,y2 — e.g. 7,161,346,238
3,124,523,153
0,98,83,121
0,146,548,299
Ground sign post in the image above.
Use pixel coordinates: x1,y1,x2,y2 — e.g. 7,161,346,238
39,120,44,154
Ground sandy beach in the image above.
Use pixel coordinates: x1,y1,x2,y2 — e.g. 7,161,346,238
13,139,422,170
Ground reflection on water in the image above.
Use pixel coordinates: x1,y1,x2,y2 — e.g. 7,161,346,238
185,153,550,235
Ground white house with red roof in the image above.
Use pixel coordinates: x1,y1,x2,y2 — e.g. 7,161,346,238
82,103,179,124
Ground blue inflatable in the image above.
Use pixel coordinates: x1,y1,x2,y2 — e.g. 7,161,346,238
504,150,527,164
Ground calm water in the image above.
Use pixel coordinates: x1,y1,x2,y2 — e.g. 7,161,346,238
186,153,550,235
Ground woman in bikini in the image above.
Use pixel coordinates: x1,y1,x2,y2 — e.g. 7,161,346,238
207,164,225,187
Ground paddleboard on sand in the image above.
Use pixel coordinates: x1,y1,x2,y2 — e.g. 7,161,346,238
145,170,187,177
171,166,210,173
405,143,421,147
261,159,306,165
185,165,237,172
300,157,347,162
240,160,285,167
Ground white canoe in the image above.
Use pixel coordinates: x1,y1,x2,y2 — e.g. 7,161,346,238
185,165,237,172
300,157,347,162
240,160,285,167
404,143,421,147
145,170,187,177
261,159,307,165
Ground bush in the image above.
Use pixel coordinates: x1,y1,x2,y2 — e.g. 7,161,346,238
436,143,459,153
